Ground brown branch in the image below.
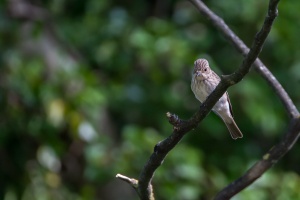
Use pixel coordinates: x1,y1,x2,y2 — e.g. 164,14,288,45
188,0,300,199
215,117,300,199
116,0,300,199
134,0,282,199
189,0,299,119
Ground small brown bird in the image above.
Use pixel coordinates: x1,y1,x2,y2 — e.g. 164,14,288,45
191,58,243,139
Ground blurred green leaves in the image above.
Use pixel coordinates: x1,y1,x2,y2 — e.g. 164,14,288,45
1,0,300,199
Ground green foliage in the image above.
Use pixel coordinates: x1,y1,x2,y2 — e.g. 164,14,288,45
0,0,300,199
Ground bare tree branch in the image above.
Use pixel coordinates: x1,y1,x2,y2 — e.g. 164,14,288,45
186,0,300,199
116,0,300,199
215,117,300,199
189,0,299,119
132,0,283,199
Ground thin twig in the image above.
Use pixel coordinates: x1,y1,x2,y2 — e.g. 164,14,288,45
189,0,299,119
116,174,139,188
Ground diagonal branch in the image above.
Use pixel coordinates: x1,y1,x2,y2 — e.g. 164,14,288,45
189,0,299,119
215,117,300,199
117,0,300,199
135,0,282,199
186,0,300,198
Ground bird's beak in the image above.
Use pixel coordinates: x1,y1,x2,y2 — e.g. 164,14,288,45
196,71,201,77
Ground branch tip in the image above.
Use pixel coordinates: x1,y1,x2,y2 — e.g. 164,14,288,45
116,174,139,188
166,112,181,126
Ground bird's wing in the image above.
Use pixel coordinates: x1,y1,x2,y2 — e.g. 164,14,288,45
226,92,234,118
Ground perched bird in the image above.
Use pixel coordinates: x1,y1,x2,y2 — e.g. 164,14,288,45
191,58,243,139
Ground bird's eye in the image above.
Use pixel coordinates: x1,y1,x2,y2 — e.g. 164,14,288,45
204,68,207,71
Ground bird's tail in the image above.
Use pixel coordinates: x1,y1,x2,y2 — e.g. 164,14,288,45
224,119,243,140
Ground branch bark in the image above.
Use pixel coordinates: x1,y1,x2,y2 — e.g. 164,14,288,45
117,0,300,199
215,117,300,199
189,0,299,119
186,1,300,198
139,0,280,199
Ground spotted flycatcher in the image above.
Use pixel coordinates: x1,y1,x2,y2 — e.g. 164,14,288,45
191,58,243,139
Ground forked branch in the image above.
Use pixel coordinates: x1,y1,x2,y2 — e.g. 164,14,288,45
116,0,300,199
189,0,299,118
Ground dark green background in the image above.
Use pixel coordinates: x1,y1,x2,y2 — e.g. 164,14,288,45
1,0,300,199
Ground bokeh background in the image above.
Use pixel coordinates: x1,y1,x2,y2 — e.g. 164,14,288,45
1,0,300,199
